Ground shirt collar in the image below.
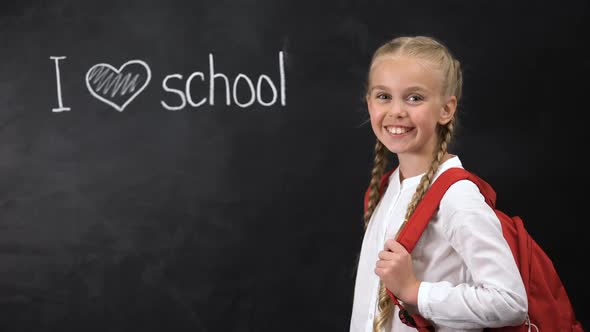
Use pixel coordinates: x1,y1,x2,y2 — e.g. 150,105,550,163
390,155,463,190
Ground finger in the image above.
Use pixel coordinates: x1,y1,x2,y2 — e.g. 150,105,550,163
385,239,409,254
378,250,396,260
374,267,381,276
375,259,390,268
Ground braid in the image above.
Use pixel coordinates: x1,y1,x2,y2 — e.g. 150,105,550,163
373,120,455,331
361,140,390,332
364,139,390,230
402,120,455,228
373,282,393,332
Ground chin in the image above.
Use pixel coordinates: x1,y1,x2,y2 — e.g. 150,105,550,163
380,141,403,154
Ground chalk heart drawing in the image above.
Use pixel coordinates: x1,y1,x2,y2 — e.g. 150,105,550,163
85,60,151,112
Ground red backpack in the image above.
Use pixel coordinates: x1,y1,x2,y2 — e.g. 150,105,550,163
363,167,584,332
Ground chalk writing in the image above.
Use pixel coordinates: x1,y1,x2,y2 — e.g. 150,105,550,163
50,56,71,113
50,51,286,112
160,52,286,111
85,60,152,112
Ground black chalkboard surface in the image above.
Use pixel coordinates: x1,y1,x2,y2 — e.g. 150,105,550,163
1,1,588,331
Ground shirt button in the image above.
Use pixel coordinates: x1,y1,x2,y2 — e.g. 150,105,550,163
368,313,373,320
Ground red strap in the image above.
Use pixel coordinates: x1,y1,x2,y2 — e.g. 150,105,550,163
396,167,496,252
387,287,435,331
366,167,497,331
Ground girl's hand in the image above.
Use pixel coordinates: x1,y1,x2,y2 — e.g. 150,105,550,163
374,239,421,305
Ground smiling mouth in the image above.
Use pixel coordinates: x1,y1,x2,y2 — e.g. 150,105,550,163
386,126,414,135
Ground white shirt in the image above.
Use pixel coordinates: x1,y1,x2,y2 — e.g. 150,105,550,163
350,156,527,332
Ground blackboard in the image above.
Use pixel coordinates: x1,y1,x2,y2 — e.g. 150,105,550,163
1,0,588,331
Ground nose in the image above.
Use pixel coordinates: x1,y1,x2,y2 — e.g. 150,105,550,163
387,101,407,118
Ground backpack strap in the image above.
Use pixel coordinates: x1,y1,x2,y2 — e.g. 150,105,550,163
364,167,496,252
396,167,497,252
364,167,497,331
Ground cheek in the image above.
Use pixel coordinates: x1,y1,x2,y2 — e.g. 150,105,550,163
414,112,440,132
368,114,380,135
368,106,385,132
367,102,385,122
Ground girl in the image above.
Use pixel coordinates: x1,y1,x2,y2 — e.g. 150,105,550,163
349,36,528,332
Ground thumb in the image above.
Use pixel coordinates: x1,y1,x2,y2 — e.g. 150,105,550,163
384,239,409,254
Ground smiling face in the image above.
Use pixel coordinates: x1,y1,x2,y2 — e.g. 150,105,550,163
366,55,456,164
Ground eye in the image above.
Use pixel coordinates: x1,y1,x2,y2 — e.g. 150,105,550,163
375,93,391,100
408,94,423,103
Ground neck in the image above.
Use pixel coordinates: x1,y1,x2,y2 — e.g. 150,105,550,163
398,152,454,182
397,153,433,182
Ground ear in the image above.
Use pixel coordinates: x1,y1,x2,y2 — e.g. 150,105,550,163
438,96,457,125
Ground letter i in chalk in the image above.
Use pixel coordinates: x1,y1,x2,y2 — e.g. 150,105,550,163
50,56,71,113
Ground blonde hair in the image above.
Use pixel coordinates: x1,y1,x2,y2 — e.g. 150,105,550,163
363,35,463,332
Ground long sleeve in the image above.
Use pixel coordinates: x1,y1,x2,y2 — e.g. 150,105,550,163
416,180,528,329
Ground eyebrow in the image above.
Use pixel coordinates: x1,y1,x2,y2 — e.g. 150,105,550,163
368,85,429,94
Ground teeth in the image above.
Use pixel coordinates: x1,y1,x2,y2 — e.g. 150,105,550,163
387,126,410,134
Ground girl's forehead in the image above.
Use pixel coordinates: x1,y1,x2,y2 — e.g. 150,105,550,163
372,54,434,68
369,55,443,90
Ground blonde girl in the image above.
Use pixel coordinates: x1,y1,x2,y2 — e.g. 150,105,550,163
349,35,528,332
